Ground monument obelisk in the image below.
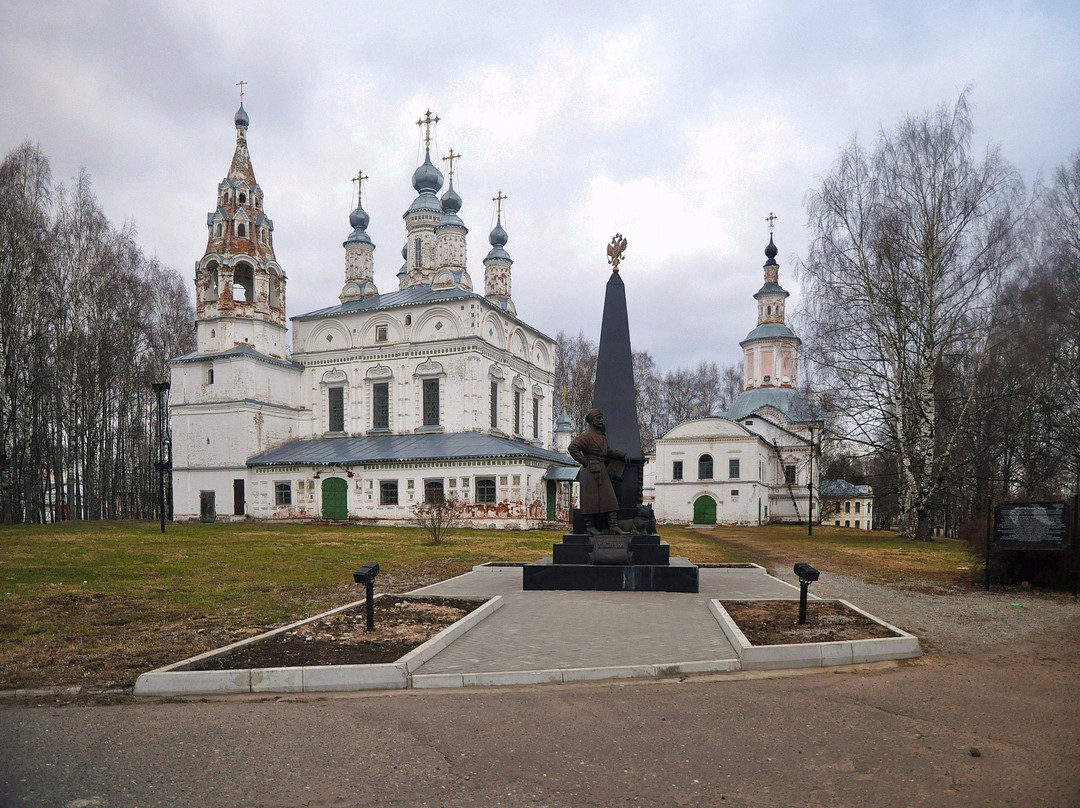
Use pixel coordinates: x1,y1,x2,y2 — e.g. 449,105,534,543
591,233,644,513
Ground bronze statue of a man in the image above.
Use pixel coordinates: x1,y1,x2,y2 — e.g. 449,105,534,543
568,408,629,536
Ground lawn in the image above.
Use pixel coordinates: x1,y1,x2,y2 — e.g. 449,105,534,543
0,520,976,691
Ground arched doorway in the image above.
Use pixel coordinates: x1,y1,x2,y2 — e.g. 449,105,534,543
693,495,717,525
322,477,348,520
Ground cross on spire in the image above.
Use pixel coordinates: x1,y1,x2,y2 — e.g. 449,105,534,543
492,190,507,218
352,169,368,202
767,211,777,237
236,80,247,105
416,109,440,150
442,149,461,182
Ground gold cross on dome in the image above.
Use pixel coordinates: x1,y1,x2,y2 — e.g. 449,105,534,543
442,149,461,182
352,169,368,200
559,386,569,410
767,211,777,236
492,190,507,218
416,109,440,150
236,80,247,105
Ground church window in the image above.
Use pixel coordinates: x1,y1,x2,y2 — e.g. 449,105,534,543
729,458,740,479
379,480,398,505
405,315,412,325
269,276,281,308
476,477,497,503
490,381,499,429
500,475,508,486
233,264,254,302
275,482,292,506
414,237,422,268
698,454,713,480
672,461,683,480
375,325,388,343
424,479,445,504
215,223,222,238
239,192,246,205
422,378,440,426
763,375,771,383
328,387,345,432
206,367,214,385
372,382,389,430
514,391,522,435
237,223,246,237
731,490,739,499
210,329,215,338
767,305,772,315
533,397,540,439
785,465,797,486
512,475,521,486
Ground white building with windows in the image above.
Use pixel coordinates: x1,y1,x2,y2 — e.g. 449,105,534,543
647,233,822,525
819,479,874,529
169,104,576,527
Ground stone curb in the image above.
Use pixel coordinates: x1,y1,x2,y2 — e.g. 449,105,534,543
709,598,922,671
411,658,742,690
0,686,133,701
133,595,504,698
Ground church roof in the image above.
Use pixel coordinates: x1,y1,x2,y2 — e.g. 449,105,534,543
246,432,576,467
171,344,304,370
741,322,798,342
726,386,823,423
820,479,873,497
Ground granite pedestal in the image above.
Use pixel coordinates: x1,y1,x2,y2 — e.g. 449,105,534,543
523,532,699,593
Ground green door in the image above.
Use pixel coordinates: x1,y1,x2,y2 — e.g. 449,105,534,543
693,495,717,525
546,480,557,521
322,477,348,520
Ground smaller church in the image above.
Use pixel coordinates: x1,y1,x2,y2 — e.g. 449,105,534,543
646,231,823,525
169,104,577,527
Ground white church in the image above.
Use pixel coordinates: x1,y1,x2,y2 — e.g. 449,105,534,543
645,234,824,525
169,105,578,527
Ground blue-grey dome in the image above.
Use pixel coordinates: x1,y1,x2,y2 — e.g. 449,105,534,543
483,214,511,262
765,234,778,266
741,322,797,343
441,181,462,215
349,203,369,231
753,282,789,300
234,104,249,129
411,150,444,194
726,386,822,423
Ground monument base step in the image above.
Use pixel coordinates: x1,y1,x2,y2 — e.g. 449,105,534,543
522,557,699,593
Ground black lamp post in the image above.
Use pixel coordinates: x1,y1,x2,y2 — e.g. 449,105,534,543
807,425,815,537
152,381,171,533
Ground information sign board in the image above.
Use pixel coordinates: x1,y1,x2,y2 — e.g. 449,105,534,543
993,502,1071,549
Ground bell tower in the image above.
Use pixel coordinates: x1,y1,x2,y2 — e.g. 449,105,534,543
194,93,288,359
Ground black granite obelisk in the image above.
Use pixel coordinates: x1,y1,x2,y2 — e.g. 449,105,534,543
591,266,644,513
522,235,699,592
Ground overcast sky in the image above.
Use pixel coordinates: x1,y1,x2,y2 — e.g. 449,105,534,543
2,1,1078,372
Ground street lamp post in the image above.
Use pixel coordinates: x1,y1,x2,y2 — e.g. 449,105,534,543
152,381,171,533
807,426,815,537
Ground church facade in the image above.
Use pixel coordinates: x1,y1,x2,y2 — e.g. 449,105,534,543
646,234,823,525
169,105,577,527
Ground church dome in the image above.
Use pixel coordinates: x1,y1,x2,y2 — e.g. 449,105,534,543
234,104,249,129
349,202,369,231
484,216,511,262
764,234,778,266
411,151,444,194
441,183,462,215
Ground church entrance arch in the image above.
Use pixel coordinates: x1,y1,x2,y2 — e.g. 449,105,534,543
322,477,348,520
693,495,717,525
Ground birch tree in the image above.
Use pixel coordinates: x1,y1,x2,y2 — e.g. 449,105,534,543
799,94,1024,539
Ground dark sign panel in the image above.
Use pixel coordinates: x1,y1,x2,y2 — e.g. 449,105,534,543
994,502,1071,549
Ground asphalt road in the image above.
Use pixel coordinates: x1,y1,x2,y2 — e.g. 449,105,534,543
2,614,1078,808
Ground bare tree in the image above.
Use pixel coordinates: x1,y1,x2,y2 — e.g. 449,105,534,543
413,493,463,545
799,93,1025,540
553,330,597,435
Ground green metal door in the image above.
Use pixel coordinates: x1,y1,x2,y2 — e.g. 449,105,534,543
546,480,557,521
322,477,348,520
693,495,716,524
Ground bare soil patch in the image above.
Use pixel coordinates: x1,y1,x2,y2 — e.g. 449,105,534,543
721,600,899,645
196,596,483,669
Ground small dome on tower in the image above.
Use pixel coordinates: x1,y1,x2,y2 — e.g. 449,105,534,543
412,151,444,194
441,182,462,215
234,104,249,129
344,201,372,245
485,215,511,262
764,234,778,266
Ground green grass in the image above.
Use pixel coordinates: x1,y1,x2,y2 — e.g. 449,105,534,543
0,519,977,690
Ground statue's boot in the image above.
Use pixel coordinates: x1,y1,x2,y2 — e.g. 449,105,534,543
584,516,602,536
606,513,628,535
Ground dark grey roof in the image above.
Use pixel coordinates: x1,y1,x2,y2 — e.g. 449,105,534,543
171,344,304,371
753,282,789,299
292,286,476,321
740,322,798,343
247,432,577,467
544,466,581,481
820,479,873,497
726,386,824,423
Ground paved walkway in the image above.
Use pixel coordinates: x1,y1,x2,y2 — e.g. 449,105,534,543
408,563,809,676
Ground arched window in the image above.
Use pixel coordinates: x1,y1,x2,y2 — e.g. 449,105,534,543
206,367,215,385
767,305,772,315
239,192,247,205
215,223,222,238
698,454,713,480
237,223,246,238
414,237,422,268
233,263,254,303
